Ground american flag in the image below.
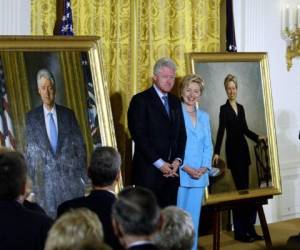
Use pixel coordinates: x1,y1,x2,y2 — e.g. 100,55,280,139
226,0,237,52
81,53,101,148
0,58,16,149
54,0,101,147
58,0,74,35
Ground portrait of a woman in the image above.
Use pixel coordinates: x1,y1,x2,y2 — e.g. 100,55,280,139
213,73,265,243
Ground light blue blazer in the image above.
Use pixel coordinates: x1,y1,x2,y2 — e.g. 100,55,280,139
179,105,213,188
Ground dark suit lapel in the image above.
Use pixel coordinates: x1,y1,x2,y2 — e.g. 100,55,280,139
149,87,170,121
36,106,52,152
55,104,64,154
168,95,179,125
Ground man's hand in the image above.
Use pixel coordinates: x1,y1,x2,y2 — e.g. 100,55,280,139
170,159,180,175
160,162,173,176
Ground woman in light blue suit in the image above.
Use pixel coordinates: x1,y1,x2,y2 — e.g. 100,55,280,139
177,74,213,250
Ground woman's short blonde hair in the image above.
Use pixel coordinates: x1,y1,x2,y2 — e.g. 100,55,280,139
45,208,103,250
224,74,238,89
180,74,205,96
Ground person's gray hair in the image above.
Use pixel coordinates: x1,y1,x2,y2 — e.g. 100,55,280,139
153,206,194,250
36,68,55,88
112,186,160,236
153,57,176,76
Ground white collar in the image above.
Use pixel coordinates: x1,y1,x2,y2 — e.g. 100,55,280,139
153,84,168,99
43,104,56,116
127,240,154,248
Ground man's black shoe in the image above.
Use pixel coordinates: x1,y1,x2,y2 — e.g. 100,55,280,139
251,233,264,241
234,234,255,243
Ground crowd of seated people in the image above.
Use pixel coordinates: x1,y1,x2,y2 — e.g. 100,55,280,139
1,145,299,250
0,145,195,250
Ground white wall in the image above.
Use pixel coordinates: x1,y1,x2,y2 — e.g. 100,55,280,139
234,0,300,223
0,0,30,35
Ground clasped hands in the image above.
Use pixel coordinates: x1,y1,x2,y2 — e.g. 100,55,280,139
183,165,208,179
160,160,180,178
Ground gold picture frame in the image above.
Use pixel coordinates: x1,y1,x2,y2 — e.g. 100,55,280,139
0,36,119,186
186,52,281,205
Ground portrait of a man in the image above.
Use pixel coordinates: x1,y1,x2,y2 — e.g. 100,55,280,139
25,68,87,218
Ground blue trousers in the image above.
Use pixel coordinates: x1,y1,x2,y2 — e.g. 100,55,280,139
177,187,205,250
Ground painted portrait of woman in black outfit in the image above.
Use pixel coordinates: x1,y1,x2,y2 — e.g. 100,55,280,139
213,74,266,243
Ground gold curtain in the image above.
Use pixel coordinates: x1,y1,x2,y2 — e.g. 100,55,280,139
1,52,31,151
31,0,221,184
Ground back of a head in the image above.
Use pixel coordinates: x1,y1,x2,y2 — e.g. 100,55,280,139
88,146,121,187
0,151,27,200
112,186,160,236
154,206,194,250
45,208,103,250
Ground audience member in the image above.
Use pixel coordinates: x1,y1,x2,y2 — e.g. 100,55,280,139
57,146,122,250
0,150,53,250
19,176,46,214
73,239,112,250
153,206,194,250
112,186,161,250
45,208,103,250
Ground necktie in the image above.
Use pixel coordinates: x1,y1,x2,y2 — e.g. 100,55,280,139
48,113,58,152
162,95,170,116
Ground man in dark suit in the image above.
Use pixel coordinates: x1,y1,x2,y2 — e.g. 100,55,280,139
112,186,161,250
25,68,86,218
127,57,186,208
57,146,122,250
0,151,53,250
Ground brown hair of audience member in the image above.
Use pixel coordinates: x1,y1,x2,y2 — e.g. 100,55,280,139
45,208,103,250
0,149,27,200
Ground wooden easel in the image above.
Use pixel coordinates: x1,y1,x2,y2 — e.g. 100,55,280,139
202,195,273,250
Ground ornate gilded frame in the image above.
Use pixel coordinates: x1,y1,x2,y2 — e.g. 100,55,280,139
186,52,281,205
0,36,118,184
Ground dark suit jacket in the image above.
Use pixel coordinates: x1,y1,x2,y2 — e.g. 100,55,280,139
57,190,122,250
23,200,46,215
128,243,159,250
214,100,258,169
0,200,53,250
127,86,186,189
25,104,86,218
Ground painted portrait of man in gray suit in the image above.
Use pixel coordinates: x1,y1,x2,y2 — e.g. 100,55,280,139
24,68,87,218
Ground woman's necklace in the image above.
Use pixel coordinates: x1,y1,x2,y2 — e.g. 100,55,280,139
187,109,196,113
